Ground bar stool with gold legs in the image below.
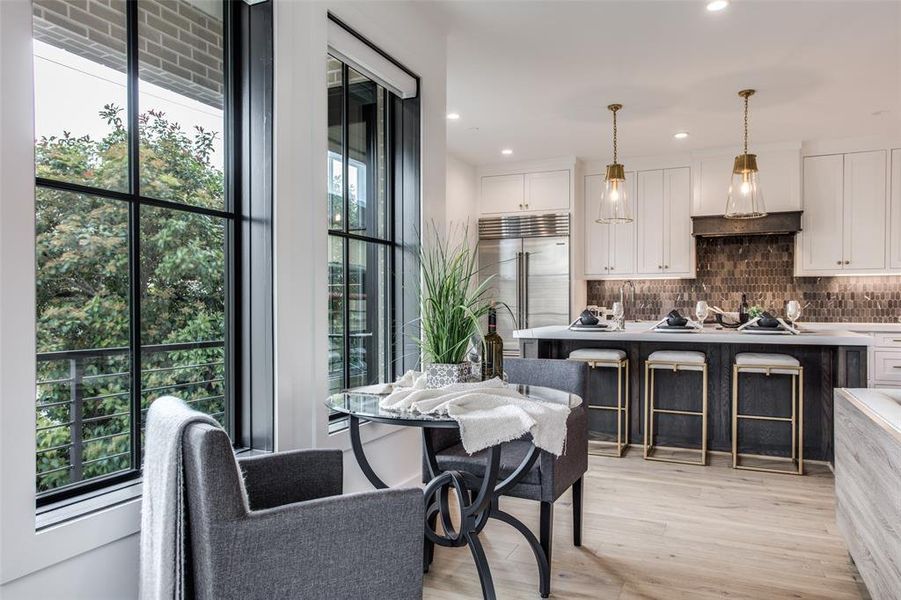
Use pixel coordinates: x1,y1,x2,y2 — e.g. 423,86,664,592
644,350,708,466
732,353,804,475
568,349,629,457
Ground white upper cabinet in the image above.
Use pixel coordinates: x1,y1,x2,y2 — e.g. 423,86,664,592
692,144,801,216
800,154,844,272
526,170,570,213
479,169,570,215
891,149,901,269
637,167,693,277
637,170,666,274
664,168,692,274
610,176,637,275
480,174,525,214
798,150,887,275
583,173,635,277
584,174,611,276
843,151,886,271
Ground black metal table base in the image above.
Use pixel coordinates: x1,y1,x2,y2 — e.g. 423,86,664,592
349,416,550,599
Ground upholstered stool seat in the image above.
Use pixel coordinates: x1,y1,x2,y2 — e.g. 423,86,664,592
732,352,804,475
647,350,706,370
569,348,627,363
569,349,629,457
644,350,708,466
735,352,800,374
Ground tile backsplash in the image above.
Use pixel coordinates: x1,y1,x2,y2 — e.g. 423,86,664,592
586,234,901,323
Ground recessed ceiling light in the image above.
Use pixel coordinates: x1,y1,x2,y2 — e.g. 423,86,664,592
673,131,690,140
446,112,460,120
501,148,514,156
706,0,729,11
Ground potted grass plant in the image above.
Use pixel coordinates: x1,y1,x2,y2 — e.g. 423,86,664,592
419,227,493,387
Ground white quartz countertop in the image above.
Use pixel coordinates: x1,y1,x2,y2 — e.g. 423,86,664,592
800,322,901,333
513,322,872,346
836,388,901,441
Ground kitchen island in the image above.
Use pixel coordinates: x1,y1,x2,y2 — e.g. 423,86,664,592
514,323,871,462
834,388,901,598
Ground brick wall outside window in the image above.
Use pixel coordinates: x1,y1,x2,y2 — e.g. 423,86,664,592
33,0,223,109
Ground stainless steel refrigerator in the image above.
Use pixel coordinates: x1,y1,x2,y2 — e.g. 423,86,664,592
478,213,570,356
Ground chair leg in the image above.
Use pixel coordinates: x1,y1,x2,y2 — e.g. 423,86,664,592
540,501,554,574
424,510,438,573
572,477,583,547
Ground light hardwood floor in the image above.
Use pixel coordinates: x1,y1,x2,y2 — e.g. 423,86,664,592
423,452,868,599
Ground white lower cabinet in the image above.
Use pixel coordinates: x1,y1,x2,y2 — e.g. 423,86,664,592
636,167,693,277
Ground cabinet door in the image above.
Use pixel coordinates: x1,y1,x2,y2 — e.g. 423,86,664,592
843,151,887,271
584,174,611,276
891,149,901,269
637,170,665,274
801,155,844,272
664,167,692,274
526,170,570,212
756,148,801,213
609,173,636,275
481,174,525,215
693,155,733,216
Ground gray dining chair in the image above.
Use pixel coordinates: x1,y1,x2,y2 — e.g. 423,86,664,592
422,358,588,576
183,421,424,600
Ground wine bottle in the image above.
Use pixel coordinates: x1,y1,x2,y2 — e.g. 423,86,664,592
739,293,749,324
482,304,504,381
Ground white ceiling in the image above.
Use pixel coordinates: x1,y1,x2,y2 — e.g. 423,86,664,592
433,0,901,167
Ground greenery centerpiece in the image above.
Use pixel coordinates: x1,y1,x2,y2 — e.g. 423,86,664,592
419,227,493,387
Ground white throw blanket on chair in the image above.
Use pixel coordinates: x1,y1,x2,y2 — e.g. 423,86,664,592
140,396,218,600
379,376,571,456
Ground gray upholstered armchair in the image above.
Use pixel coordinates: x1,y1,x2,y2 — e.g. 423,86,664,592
423,358,588,576
183,422,424,600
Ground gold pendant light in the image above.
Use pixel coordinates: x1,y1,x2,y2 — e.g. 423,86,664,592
725,89,766,219
596,104,633,224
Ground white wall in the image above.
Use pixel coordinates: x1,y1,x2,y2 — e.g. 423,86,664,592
445,153,478,247
0,0,446,595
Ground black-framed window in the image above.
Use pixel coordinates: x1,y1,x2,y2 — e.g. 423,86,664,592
327,57,393,400
326,17,422,428
32,0,272,506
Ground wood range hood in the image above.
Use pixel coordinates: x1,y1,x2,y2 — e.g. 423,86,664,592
691,211,803,238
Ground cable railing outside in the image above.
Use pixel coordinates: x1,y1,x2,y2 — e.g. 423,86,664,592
35,340,226,497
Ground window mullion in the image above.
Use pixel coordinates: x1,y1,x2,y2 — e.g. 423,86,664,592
342,63,351,390
125,0,142,473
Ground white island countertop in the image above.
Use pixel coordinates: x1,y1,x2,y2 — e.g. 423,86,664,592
513,322,872,346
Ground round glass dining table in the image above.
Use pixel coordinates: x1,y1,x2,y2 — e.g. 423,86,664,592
326,384,581,600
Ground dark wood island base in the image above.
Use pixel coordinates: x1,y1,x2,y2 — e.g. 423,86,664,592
520,337,868,463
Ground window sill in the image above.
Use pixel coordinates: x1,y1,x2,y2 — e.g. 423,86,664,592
36,480,142,531
36,447,262,531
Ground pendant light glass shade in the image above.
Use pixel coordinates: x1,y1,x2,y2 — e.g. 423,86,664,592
725,89,767,219
596,104,633,224
725,154,765,219
598,164,632,223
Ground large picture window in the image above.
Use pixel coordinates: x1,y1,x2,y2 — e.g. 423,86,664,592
33,0,243,505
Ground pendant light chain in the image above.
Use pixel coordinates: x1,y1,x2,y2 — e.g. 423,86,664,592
743,93,749,155
612,106,618,164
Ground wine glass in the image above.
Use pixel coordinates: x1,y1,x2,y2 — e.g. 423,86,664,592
695,301,709,325
612,301,624,330
786,300,801,325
